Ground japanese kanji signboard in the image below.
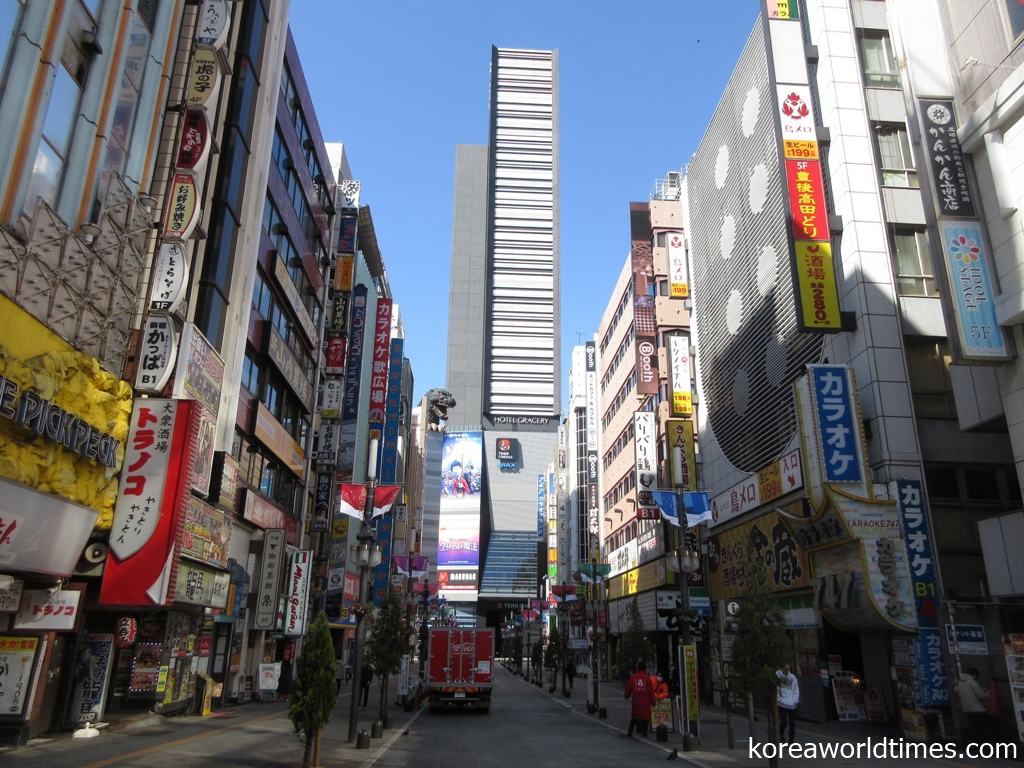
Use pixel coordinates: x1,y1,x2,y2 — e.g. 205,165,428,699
101,399,196,606
253,529,286,630
633,412,660,519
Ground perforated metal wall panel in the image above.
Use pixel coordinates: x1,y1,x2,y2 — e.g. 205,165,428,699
688,23,823,473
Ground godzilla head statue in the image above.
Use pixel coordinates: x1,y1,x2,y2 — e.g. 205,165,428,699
424,388,456,431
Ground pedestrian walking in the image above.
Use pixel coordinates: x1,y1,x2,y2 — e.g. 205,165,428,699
776,663,799,744
566,658,576,689
360,662,374,709
959,667,991,741
624,661,657,737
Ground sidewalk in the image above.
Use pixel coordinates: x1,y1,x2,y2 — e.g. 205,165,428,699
511,669,1018,768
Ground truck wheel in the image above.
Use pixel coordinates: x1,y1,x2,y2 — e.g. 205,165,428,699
481,706,491,714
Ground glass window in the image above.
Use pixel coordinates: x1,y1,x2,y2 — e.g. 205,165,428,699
875,125,918,188
25,63,82,213
860,33,900,88
905,340,956,418
891,229,936,296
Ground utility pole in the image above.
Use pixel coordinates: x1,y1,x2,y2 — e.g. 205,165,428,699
347,438,381,742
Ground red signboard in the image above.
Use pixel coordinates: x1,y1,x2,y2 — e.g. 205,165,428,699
242,488,299,544
343,572,360,602
176,109,211,171
100,400,196,606
785,159,829,242
367,298,393,423
325,335,347,376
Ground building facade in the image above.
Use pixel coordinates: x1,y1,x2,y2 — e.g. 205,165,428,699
445,47,561,624
681,0,1021,740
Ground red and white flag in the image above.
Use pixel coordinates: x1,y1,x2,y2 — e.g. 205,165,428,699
372,485,402,518
337,484,367,519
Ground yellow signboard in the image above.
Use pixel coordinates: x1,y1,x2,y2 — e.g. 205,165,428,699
783,139,818,160
666,419,696,490
707,509,811,600
334,255,355,292
0,296,132,529
254,402,305,479
794,240,842,331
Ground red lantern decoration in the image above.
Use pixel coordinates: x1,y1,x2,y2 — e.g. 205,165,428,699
116,616,137,648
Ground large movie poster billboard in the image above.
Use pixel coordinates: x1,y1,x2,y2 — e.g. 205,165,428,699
438,431,482,568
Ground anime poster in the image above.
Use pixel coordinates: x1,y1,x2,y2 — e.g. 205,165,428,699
438,431,482,568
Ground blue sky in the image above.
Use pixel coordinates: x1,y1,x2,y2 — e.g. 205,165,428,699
289,0,762,406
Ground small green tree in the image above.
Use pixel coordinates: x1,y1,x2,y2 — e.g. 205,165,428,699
729,530,792,766
617,596,648,680
365,591,409,722
289,612,337,768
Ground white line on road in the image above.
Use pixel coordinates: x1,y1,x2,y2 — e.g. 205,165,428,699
357,705,427,768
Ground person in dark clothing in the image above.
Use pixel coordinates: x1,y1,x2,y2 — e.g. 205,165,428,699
359,662,374,709
565,658,576,689
624,661,657,737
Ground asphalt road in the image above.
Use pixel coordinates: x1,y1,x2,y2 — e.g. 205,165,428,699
2,668,675,768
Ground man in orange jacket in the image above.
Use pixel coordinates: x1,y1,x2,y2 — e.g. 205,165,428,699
625,661,658,737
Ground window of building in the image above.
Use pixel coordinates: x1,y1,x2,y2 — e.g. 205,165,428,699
891,229,936,296
925,463,1022,598
241,348,261,394
859,32,900,88
24,62,83,214
874,125,918,188
905,340,956,418
0,1,24,97
1003,0,1024,45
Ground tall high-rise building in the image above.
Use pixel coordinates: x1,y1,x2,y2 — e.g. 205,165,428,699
443,47,561,622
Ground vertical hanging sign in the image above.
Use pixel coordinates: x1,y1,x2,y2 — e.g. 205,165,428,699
380,339,404,483
669,335,692,415
584,341,598,483
767,3,841,333
633,412,660,519
253,529,286,630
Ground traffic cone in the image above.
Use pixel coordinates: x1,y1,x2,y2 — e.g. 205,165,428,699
988,679,1000,716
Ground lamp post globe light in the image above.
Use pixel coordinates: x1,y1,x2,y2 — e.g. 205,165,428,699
347,438,379,743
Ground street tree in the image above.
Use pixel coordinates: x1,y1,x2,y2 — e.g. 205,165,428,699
545,627,562,688
289,611,337,768
365,591,409,722
729,529,792,767
616,596,648,680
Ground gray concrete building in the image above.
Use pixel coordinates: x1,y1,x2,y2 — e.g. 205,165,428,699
444,47,561,622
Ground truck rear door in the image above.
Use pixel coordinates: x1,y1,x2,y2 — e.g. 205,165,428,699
473,630,493,685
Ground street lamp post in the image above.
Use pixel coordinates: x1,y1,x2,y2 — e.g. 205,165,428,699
672,444,701,750
347,439,382,743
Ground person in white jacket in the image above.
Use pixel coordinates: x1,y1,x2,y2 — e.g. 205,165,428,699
959,667,991,741
777,663,800,744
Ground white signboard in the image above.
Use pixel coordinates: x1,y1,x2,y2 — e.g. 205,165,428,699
0,636,38,715
0,579,23,613
197,0,230,48
253,529,286,630
338,180,361,212
669,335,692,415
321,378,343,419
633,412,659,518
608,539,639,578
135,314,179,392
667,232,689,297
284,550,312,636
313,422,339,465
109,399,179,560
709,449,803,528
776,84,817,140
14,588,81,631
149,242,189,313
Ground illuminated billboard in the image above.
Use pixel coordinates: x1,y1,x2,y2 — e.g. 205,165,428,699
438,431,483,569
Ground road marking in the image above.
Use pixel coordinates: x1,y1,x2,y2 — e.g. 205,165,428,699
77,710,285,768
357,705,427,768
